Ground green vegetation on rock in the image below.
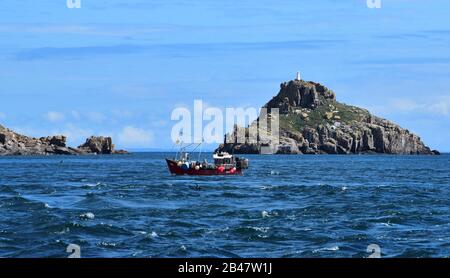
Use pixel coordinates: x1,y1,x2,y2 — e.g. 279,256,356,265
217,78,438,155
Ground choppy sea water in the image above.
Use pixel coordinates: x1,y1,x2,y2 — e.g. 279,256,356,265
0,153,449,258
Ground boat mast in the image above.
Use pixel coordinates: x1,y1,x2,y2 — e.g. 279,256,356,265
198,139,203,161
174,130,183,160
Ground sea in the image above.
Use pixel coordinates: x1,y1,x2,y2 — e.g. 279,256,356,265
0,153,449,258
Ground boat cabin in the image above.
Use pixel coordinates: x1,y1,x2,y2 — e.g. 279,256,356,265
213,152,234,167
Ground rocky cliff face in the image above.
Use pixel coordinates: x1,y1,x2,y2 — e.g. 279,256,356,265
77,136,128,155
0,124,127,156
217,79,439,155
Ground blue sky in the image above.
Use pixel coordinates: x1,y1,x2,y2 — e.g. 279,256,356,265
0,0,449,151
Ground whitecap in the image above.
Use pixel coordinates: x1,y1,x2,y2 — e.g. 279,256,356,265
98,242,116,248
313,246,339,253
55,227,70,235
79,212,95,220
84,182,103,187
251,227,269,233
262,210,278,218
150,231,158,238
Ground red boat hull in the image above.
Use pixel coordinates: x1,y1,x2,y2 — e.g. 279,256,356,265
166,159,242,176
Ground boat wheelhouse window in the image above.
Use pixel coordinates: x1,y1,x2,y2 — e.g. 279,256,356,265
215,157,233,165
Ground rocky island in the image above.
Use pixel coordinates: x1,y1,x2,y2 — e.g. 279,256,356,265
0,124,127,156
217,75,439,155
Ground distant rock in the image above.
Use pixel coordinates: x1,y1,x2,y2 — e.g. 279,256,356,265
0,125,128,156
217,78,438,155
77,136,127,154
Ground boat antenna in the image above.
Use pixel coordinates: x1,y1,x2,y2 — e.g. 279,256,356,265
175,130,184,160
198,138,204,161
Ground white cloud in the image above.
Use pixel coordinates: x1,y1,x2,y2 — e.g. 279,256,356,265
8,126,43,138
389,99,419,112
53,124,94,146
367,97,450,117
118,126,153,148
152,120,168,127
71,110,81,120
6,123,156,149
111,109,134,119
9,124,94,147
429,99,449,116
87,112,107,123
45,111,65,122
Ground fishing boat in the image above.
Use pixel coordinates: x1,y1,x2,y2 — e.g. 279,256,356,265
166,145,249,176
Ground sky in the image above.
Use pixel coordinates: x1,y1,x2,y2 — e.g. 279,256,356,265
0,0,449,151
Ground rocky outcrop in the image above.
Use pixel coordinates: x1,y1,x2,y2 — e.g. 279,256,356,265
217,79,439,155
77,136,128,154
0,125,127,156
265,80,336,112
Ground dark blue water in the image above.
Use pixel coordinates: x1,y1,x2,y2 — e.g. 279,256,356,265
0,153,449,258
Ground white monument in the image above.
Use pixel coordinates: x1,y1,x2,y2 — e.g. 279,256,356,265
295,71,301,81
